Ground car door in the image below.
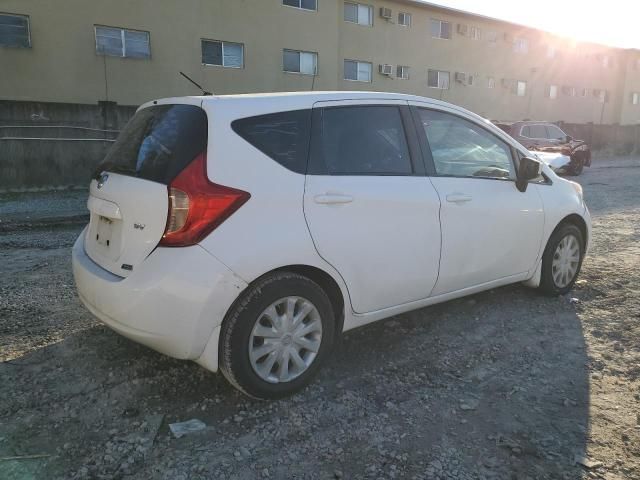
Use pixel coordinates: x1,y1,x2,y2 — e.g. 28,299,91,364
303,100,441,314
410,104,544,296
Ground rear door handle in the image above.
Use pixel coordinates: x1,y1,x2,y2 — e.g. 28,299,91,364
446,193,472,204
314,193,354,205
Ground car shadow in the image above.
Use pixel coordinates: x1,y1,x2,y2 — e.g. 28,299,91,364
0,283,590,479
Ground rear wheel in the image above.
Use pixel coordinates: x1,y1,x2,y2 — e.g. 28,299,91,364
219,272,335,399
539,223,584,295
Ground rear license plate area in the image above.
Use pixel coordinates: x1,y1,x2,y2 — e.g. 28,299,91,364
96,216,114,247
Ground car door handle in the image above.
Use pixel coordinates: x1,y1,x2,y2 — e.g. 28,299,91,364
446,193,473,204
314,193,354,205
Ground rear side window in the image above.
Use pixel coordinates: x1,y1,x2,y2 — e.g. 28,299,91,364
231,110,311,174
319,106,412,175
97,104,207,184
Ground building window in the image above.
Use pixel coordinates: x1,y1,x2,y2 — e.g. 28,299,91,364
282,0,317,10
632,92,639,105
95,26,150,58
487,76,495,89
516,80,527,96
601,55,610,68
547,45,556,58
344,59,372,82
431,19,451,39
0,13,30,48
581,88,589,97
427,69,450,89
513,37,528,53
202,39,244,68
396,65,409,79
283,49,317,75
548,85,558,99
467,73,478,86
486,30,498,45
562,85,576,97
344,2,373,26
398,12,411,27
469,26,481,40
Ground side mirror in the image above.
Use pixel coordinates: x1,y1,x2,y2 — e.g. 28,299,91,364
565,135,573,142
516,157,542,192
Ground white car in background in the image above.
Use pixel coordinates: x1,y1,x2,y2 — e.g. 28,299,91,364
72,92,591,399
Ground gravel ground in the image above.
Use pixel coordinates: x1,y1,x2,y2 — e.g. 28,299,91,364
0,156,639,480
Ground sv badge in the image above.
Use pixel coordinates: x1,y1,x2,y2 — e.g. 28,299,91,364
133,223,146,230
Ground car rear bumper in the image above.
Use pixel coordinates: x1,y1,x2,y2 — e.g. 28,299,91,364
72,229,247,368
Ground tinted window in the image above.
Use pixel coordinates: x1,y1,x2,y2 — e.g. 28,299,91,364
546,125,566,140
416,109,514,179
521,125,531,137
528,125,547,139
320,106,412,175
97,105,207,184
231,110,311,174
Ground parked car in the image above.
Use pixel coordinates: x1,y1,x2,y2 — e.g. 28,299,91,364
72,92,591,399
494,121,591,175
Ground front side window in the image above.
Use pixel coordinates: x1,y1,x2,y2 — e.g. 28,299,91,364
0,13,30,48
344,2,373,26
344,60,372,82
427,69,450,89
283,49,317,75
416,108,514,179
319,106,412,175
431,19,451,39
546,125,566,141
282,0,317,10
523,124,547,139
202,39,243,68
232,110,311,174
95,26,150,58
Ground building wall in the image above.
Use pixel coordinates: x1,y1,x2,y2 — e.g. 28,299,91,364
0,0,639,124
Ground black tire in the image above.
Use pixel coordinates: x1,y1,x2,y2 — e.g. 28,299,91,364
539,223,585,296
219,271,335,399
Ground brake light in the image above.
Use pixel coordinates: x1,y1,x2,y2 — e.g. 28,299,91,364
159,152,250,247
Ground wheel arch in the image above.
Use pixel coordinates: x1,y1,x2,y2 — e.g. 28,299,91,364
557,213,588,248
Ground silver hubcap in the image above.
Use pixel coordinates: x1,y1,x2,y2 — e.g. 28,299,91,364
552,234,581,288
249,296,323,384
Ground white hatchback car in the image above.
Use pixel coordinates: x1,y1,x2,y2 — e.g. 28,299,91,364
73,92,590,399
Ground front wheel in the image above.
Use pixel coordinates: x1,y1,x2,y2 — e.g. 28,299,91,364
539,223,585,296
219,272,335,399
568,156,584,176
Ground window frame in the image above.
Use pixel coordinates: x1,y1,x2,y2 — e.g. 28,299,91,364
487,76,495,89
283,49,318,75
396,65,409,80
427,69,450,89
343,59,372,82
94,25,151,59
201,38,244,68
430,18,451,40
0,12,31,48
548,84,558,99
410,105,520,181
516,80,527,97
398,12,412,27
344,2,373,26
631,92,639,105
513,37,528,54
282,0,317,11
308,104,424,177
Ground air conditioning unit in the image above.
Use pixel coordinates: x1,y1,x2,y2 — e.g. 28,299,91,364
379,7,392,19
455,72,467,83
457,24,468,36
379,64,393,76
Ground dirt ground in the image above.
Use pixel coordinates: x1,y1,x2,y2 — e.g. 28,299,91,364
1,157,639,480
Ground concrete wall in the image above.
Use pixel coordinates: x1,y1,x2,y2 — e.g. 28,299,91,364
1,0,639,124
0,101,136,190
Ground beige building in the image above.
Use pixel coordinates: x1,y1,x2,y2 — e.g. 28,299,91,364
2,0,640,124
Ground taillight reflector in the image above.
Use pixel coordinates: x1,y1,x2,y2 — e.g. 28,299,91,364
159,152,250,247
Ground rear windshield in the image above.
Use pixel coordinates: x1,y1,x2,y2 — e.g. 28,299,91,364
96,104,207,184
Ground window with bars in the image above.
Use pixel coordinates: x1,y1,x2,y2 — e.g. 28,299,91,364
0,13,30,48
201,39,244,68
95,26,150,58
283,49,317,75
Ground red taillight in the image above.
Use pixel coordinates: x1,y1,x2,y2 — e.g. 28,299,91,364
159,152,250,247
